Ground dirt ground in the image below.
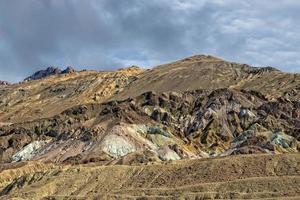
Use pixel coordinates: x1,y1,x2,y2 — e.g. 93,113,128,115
0,153,299,199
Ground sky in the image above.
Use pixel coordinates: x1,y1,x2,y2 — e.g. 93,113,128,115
0,0,299,82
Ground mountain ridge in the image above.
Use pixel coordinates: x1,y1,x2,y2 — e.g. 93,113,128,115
23,66,77,81
0,54,299,123
3,54,297,84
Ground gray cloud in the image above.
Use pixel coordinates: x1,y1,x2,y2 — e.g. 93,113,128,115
0,0,299,82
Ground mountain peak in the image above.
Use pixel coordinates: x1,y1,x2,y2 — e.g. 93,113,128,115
0,80,10,86
24,66,77,81
24,66,61,81
61,66,76,74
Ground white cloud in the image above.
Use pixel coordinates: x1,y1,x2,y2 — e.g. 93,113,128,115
0,0,299,82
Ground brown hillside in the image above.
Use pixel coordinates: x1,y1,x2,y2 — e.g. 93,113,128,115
114,55,300,101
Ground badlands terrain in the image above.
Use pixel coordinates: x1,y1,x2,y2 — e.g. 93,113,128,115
0,55,299,199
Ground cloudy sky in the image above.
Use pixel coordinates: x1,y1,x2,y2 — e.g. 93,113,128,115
0,0,299,82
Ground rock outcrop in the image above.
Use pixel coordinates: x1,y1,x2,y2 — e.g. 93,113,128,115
0,89,299,164
0,81,10,86
24,66,77,81
24,67,62,81
61,66,76,74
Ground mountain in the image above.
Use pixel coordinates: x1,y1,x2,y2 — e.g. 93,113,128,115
24,66,77,81
0,55,299,199
0,54,299,163
61,66,76,74
115,55,299,101
0,81,10,86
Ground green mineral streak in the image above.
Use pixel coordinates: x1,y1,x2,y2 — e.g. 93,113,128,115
137,125,171,138
146,126,170,138
271,132,294,149
135,124,174,147
233,130,254,144
233,129,296,149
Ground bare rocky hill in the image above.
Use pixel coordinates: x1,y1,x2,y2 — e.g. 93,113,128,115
0,55,299,199
114,55,300,101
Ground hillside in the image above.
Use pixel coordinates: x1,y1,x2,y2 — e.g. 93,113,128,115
0,66,143,123
1,55,299,124
0,55,299,199
115,55,300,101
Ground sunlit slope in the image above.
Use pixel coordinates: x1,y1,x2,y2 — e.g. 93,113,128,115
0,67,142,123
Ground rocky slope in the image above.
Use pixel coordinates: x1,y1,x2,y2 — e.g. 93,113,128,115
0,66,143,123
115,55,300,101
0,88,299,165
0,55,299,199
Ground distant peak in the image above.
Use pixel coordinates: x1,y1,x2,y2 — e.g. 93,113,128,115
0,80,10,86
62,66,76,74
24,66,77,81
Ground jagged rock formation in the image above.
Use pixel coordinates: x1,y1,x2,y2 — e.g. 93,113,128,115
0,81,10,86
24,66,77,81
61,66,76,74
0,55,299,199
24,67,62,81
0,89,298,165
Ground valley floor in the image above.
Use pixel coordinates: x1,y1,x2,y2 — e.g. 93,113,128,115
0,153,299,199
